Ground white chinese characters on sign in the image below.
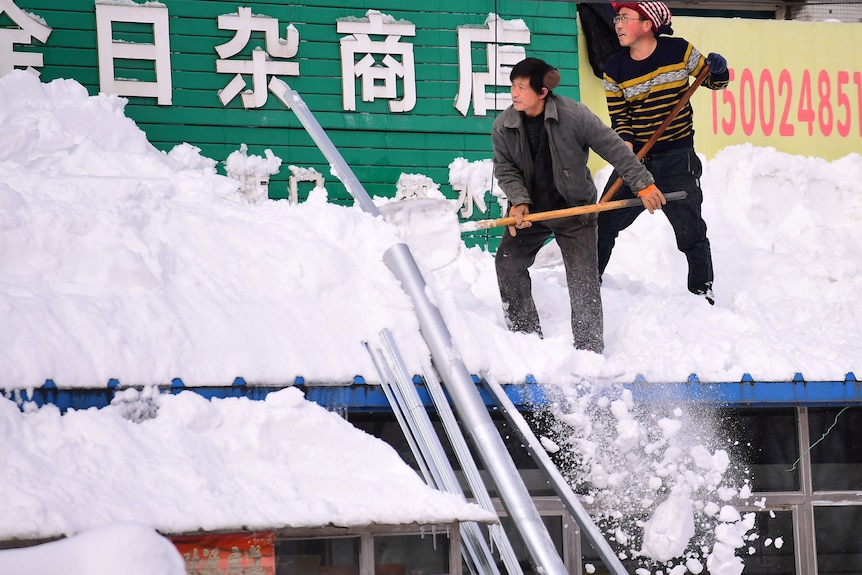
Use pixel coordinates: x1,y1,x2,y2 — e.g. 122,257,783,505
225,143,283,203
4,1,538,119
288,165,324,205
95,3,172,105
337,10,416,113
0,0,51,77
216,6,299,109
455,13,530,117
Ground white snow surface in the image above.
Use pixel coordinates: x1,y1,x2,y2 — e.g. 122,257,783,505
0,386,493,541
1,71,859,387
1,70,860,575
0,523,186,575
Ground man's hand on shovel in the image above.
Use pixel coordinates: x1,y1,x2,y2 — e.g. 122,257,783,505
637,183,666,214
507,203,532,236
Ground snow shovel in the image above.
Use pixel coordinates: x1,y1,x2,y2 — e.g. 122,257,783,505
460,191,687,232
599,64,711,204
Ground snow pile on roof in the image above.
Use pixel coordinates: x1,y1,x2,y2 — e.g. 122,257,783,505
0,387,494,542
0,523,185,575
1,71,860,389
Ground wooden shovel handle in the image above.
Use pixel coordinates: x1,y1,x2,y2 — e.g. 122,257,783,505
599,64,711,204
460,191,687,232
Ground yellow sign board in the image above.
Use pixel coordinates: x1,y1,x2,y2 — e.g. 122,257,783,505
578,16,862,162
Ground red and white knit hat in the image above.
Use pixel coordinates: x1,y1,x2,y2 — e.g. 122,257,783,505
613,2,672,34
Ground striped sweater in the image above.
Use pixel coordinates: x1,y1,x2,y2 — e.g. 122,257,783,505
603,36,729,154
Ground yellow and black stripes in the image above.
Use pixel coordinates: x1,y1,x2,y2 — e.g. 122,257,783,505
603,37,729,153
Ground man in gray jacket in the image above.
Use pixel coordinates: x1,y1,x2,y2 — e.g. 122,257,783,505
492,57,663,353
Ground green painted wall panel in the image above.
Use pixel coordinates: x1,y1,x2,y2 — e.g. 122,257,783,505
9,0,581,250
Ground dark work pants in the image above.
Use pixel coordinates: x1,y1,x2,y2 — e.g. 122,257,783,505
597,147,714,295
495,213,604,353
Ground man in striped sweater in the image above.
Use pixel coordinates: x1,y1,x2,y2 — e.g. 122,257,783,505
598,1,729,305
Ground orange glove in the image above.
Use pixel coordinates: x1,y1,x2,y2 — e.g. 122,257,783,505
637,183,666,214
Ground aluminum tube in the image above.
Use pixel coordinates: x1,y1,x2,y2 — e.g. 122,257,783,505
280,87,380,216
423,365,523,575
368,339,497,575
379,332,501,575
366,342,434,485
383,244,568,575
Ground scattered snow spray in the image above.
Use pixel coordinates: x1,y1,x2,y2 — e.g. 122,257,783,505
535,380,754,574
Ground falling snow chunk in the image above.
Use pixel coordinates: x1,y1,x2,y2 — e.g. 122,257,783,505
706,542,744,575
717,486,738,501
614,418,640,452
641,494,696,562
714,522,746,549
539,436,560,453
614,528,629,545
377,198,462,271
657,416,682,439
718,505,741,522
686,557,705,574
610,398,631,420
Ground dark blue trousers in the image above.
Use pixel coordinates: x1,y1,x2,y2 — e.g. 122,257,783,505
597,147,714,295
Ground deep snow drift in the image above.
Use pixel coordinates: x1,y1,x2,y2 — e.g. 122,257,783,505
1,72,859,388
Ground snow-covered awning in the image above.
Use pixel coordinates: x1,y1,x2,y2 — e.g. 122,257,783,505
0,388,496,542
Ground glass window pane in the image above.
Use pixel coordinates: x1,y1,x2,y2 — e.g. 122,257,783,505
808,407,862,491
815,506,862,574
742,510,796,574
374,533,450,575
277,537,360,575
718,407,800,491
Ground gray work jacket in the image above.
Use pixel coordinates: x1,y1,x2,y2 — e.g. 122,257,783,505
492,94,655,209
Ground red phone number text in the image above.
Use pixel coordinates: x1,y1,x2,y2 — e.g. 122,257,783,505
711,68,862,138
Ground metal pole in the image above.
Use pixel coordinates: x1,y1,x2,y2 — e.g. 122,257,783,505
273,79,379,216
381,245,568,575
281,84,568,575
367,333,501,575
421,363,523,575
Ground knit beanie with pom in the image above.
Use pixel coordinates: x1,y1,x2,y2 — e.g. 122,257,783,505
613,2,673,35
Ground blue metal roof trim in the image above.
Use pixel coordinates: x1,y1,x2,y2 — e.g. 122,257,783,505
623,372,861,407
4,372,860,413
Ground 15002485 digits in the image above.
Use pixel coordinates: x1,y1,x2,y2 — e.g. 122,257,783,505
712,67,862,138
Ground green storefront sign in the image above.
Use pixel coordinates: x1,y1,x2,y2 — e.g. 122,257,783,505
4,0,581,248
